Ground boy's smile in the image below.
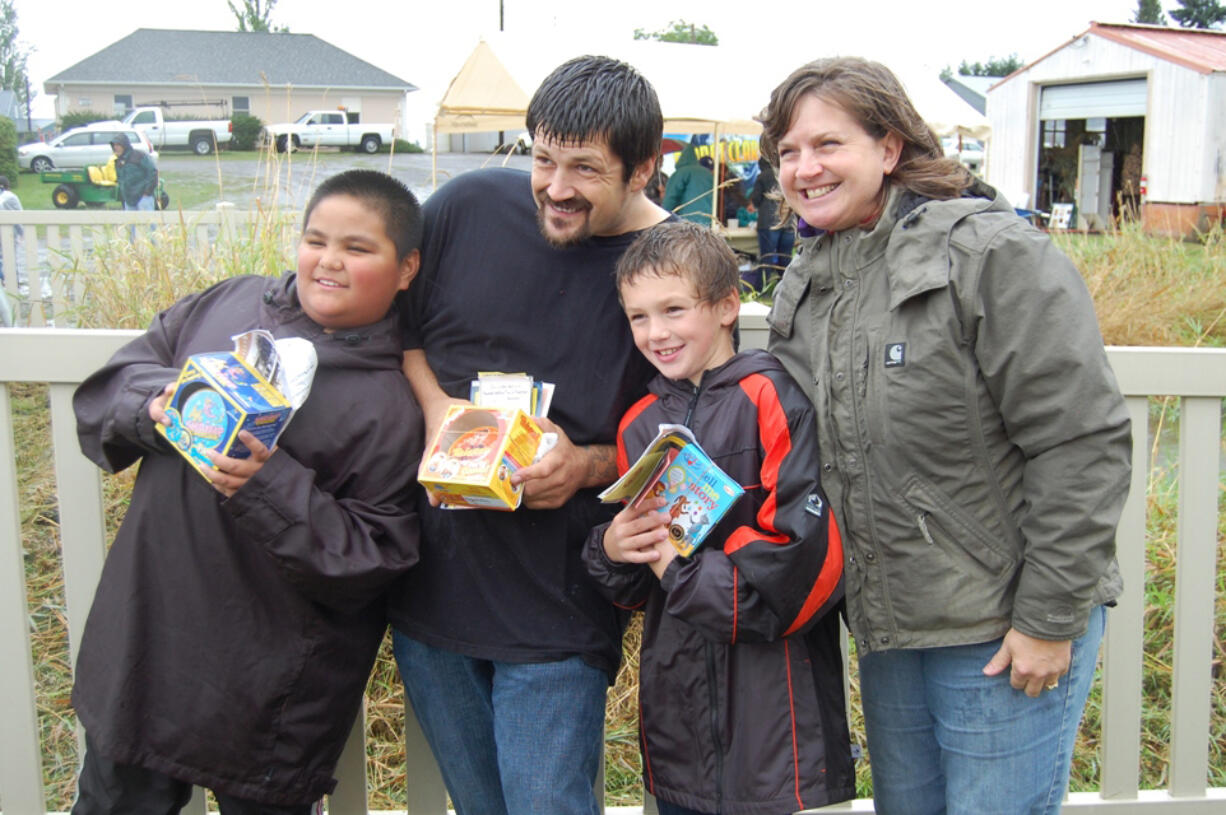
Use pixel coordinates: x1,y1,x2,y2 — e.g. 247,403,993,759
621,270,739,386
296,194,418,330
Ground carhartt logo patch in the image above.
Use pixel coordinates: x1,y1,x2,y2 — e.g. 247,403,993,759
885,343,906,368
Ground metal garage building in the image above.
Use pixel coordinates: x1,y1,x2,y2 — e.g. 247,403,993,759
986,22,1225,238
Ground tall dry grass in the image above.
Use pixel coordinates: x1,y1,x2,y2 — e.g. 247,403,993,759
1054,219,1226,347
15,215,1226,809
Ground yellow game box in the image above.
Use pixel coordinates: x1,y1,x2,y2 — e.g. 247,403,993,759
418,405,545,510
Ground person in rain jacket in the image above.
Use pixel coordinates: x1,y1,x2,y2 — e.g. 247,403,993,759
585,221,851,815
69,170,424,815
662,144,715,225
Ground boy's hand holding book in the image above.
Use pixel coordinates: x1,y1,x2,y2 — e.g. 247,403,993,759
603,495,675,573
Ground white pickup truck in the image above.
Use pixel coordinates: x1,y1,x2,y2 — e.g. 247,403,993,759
263,111,395,154
120,107,233,155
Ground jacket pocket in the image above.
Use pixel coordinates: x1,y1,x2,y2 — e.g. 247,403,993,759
767,268,810,340
903,474,1016,576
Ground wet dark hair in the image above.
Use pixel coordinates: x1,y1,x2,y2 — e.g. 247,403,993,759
757,57,971,220
615,220,739,307
302,170,422,260
526,55,662,182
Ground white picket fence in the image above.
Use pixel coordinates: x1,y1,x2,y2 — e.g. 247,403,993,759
0,208,299,328
0,209,1222,814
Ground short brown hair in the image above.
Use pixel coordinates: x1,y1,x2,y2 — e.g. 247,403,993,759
615,221,739,305
757,57,971,220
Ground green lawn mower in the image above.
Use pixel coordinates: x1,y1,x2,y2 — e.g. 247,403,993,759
41,163,170,210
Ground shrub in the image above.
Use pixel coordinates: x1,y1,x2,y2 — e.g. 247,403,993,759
393,138,423,153
58,110,111,130
0,116,18,185
229,113,264,151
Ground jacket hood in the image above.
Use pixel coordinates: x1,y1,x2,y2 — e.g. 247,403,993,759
675,144,701,168
881,179,1012,312
261,272,405,373
109,132,131,149
647,348,784,399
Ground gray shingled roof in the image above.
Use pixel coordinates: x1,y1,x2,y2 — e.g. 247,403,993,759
46,28,416,91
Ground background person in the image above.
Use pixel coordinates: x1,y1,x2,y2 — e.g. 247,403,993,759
746,157,795,295
392,55,669,815
110,133,157,212
0,175,19,326
757,57,1131,815
661,143,714,225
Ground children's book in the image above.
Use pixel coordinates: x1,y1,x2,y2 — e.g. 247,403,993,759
599,424,744,557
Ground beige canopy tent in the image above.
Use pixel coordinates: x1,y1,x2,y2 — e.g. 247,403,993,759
431,36,990,224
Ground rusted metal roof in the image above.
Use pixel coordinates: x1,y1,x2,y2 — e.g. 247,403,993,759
1088,21,1226,75
991,21,1226,90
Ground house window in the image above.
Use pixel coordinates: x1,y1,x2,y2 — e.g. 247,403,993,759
77,98,92,108
114,95,133,116
233,96,250,115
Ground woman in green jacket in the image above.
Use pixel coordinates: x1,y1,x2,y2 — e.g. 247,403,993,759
757,57,1130,815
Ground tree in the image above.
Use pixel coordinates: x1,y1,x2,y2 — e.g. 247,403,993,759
633,19,718,46
228,0,288,33
1170,0,1226,27
956,54,1025,76
0,0,32,122
1133,0,1169,24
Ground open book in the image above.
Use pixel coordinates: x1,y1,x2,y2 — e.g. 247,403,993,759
599,424,744,557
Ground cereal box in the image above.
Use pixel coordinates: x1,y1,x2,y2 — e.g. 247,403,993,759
156,351,293,480
418,405,545,510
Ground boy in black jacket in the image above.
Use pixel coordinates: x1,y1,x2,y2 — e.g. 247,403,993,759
584,221,852,815
70,170,423,815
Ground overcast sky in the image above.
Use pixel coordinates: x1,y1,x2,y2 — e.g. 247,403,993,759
15,0,1146,128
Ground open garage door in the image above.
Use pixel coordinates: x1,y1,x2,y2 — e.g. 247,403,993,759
1037,78,1147,226
1040,78,1147,119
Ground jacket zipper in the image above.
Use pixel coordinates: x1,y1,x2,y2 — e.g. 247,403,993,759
705,642,724,811
691,378,721,807
683,380,702,428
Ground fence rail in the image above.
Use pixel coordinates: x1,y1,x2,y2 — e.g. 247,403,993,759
1,327,1224,814
0,209,299,328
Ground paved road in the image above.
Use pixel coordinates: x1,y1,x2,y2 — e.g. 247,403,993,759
158,149,533,211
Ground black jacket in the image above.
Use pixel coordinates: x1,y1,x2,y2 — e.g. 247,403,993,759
72,272,422,804
584,350,853,814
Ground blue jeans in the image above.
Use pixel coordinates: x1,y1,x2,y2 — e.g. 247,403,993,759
858,606,1106,815
742,227,795,294
392,631,607,815
124,194,155,211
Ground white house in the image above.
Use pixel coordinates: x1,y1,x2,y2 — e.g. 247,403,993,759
985,22,1226,237
44,29,417,138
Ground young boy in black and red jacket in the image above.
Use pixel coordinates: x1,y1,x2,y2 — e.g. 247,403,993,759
583,220,853,815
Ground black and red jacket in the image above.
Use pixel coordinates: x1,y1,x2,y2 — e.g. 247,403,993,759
584,349,853,814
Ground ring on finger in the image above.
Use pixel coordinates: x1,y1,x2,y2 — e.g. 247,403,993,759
1045,679,1059,691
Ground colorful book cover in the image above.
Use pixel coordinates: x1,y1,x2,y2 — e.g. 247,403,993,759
599,424,744,557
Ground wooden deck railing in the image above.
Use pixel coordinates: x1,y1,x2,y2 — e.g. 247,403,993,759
1,327,1222,814
0,208,1221,813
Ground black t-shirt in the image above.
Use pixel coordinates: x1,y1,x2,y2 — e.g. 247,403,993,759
391,168,657,677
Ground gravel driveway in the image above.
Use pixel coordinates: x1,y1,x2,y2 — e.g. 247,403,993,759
157,149,533,211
